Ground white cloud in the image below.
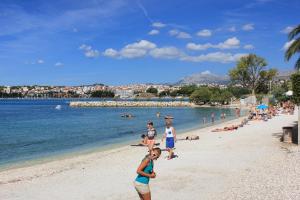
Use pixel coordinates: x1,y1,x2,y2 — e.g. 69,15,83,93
103,48,119,58
120,48,147,58
103,40,156,59
281,26,294,34
181,52,247,63
169,29,179,36
186,37,240,50
177,31,192,39
186,42,212,51
79,44,99,58
196,29,212,37
55,62,63,67
282,39,295,50
148,29,159,35
201,70,211,75
243,44,255,49
228,26,236,32
124,40,156,50
242,23,254,31
169,29,191,39
152,22,166,28
149,47,183,59
37,59,44,64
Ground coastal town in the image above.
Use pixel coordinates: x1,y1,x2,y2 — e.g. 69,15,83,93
0,70,292,99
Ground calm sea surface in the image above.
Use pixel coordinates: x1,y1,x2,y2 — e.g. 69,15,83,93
0,99,241,168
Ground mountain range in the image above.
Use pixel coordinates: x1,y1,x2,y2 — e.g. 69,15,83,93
176,71,230,85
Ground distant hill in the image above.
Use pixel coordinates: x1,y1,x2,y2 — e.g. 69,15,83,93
177,71,230,85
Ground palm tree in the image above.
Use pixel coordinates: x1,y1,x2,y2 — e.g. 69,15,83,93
285,24,300,70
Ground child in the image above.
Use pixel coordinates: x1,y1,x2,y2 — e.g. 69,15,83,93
146,121,157,151
134,147,161,200
162,119,176,160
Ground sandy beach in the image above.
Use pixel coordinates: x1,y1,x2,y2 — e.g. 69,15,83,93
0,112,299,200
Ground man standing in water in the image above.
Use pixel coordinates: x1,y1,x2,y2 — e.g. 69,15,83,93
211,112,215,123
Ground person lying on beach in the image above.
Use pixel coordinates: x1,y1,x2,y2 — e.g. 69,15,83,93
185,135,199,140
211,125,238,132
134,147,161,200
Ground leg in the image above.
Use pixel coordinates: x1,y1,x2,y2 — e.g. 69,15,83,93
141,192,151,200
137,192,143,200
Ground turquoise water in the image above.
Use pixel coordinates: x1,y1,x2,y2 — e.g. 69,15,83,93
0,99,239,168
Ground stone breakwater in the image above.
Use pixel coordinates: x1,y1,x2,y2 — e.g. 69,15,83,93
69,101,195,107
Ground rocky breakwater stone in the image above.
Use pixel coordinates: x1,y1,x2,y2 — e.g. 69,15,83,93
69,101,194,107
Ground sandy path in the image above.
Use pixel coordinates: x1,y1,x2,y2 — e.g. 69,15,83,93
0,113,298,200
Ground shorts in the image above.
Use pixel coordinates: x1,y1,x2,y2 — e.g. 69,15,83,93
166,137,174,148
134,181,150,194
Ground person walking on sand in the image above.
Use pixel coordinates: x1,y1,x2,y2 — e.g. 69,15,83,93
134,147,161,200
162,120,177,160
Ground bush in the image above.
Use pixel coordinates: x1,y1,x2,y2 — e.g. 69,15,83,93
291,73,300,105
146,87,158,95
91,90,115,98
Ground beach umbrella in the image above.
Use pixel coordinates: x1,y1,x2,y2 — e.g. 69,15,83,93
256,104,268,110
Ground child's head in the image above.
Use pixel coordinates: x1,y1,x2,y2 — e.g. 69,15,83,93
150,147,161,160
147,121,153,128
165,120,172,127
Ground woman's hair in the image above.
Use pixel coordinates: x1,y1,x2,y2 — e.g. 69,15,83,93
152,147,161,156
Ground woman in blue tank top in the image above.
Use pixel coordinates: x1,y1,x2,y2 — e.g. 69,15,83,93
134,147,161,200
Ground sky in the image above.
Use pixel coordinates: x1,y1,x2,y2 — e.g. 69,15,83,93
0,0,299,86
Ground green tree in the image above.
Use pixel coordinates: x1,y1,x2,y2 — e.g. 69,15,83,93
177,85,197,96
255,68,278,94
190,87,212,104
91,90,115,98
229,54,268,95
291,73,300,144
146,87,158,95
285,24,300,70
227,86,251,98
158,90,170,97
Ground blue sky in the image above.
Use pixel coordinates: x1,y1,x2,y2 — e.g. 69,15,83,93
0,0,299,86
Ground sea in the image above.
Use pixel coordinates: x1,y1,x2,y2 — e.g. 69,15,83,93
0,99,243,170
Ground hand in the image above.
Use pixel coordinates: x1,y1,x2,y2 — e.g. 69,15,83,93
150,172,156,178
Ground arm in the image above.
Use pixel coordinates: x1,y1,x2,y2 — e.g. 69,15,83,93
136,158,155,178
161,131,166,142
173,127,177,141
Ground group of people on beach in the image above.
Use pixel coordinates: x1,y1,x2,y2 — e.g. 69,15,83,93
134,116,177,200
211,102,295,133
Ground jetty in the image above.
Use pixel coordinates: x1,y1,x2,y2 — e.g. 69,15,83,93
69,101,195,107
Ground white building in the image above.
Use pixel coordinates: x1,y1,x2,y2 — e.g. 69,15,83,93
115,89,134,98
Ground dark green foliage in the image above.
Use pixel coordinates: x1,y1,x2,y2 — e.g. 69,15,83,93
285,24,300,70
176,85,197,96
146,87,158,95
90,90,115,98
190,87,212,104
227,86,251,98
0,92,23,98
229,54,270,94
158,90,170,97
291,73,300,105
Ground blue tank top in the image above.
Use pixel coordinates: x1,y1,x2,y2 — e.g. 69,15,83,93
135,157,153,184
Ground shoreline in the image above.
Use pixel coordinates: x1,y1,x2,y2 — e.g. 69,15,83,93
0,112,297,199
0,113,244,172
